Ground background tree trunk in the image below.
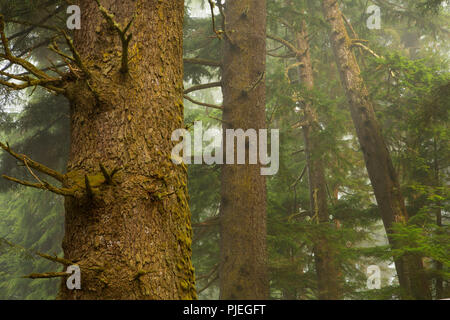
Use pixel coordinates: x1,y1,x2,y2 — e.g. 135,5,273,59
294,19,342,300
219,0,269,300
58,0,196,300
321,0,431,299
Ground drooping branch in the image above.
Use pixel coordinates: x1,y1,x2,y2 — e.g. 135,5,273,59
184,94,223,110
184,81,222,94
95,0,135,74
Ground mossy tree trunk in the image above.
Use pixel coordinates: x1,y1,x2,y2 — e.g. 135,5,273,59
294,19,342,300
321,0,431,300
57,0,196,299
219,0,269,300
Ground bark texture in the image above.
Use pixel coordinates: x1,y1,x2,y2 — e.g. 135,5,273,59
219,0,269,300
58,0,196,299
294,20,342,300
322,0,431,299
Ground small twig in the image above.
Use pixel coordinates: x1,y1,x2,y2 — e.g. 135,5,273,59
24,159,44,185
85,175,94,199
290,166,307,189
99,163,113,184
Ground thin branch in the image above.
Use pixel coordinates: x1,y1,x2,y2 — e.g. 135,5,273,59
267,34,298,55
267,52,296,59
184,95,223,110
207,0,224,39
192,216,220,228
2,175,74,197
0,142,65,182
184,81,222,95
37,252,74,266
198,274,219,294
196,263,219,281
350,41,381,59
22,272,68,279
184,58,222,67
290,165,307,189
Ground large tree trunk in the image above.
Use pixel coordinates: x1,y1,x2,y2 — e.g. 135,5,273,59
219,0,269,299
321,0,431,299
58,0,196,299
294,20,342,300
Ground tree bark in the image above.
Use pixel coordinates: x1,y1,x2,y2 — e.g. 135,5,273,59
57,0,196,299
321,0,431,299
219,0,269,299
294,19,342,300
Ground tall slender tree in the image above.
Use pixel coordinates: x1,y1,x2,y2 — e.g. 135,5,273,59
294,18,342,300
219,0,269,299
321,0,431,299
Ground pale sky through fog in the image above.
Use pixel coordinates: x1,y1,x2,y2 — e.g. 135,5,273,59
189,0,219,18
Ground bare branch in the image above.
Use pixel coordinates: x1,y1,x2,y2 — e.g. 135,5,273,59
267,34,298,55
37,252,74,266
198,274,219,294
0,141,65,182
184,95,223,110
2,175,74,197
290,166,307,189
184,81,222,95
184,58,222,68
22,272,68,279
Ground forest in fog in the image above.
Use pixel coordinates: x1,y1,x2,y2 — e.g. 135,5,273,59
0,0,448,300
